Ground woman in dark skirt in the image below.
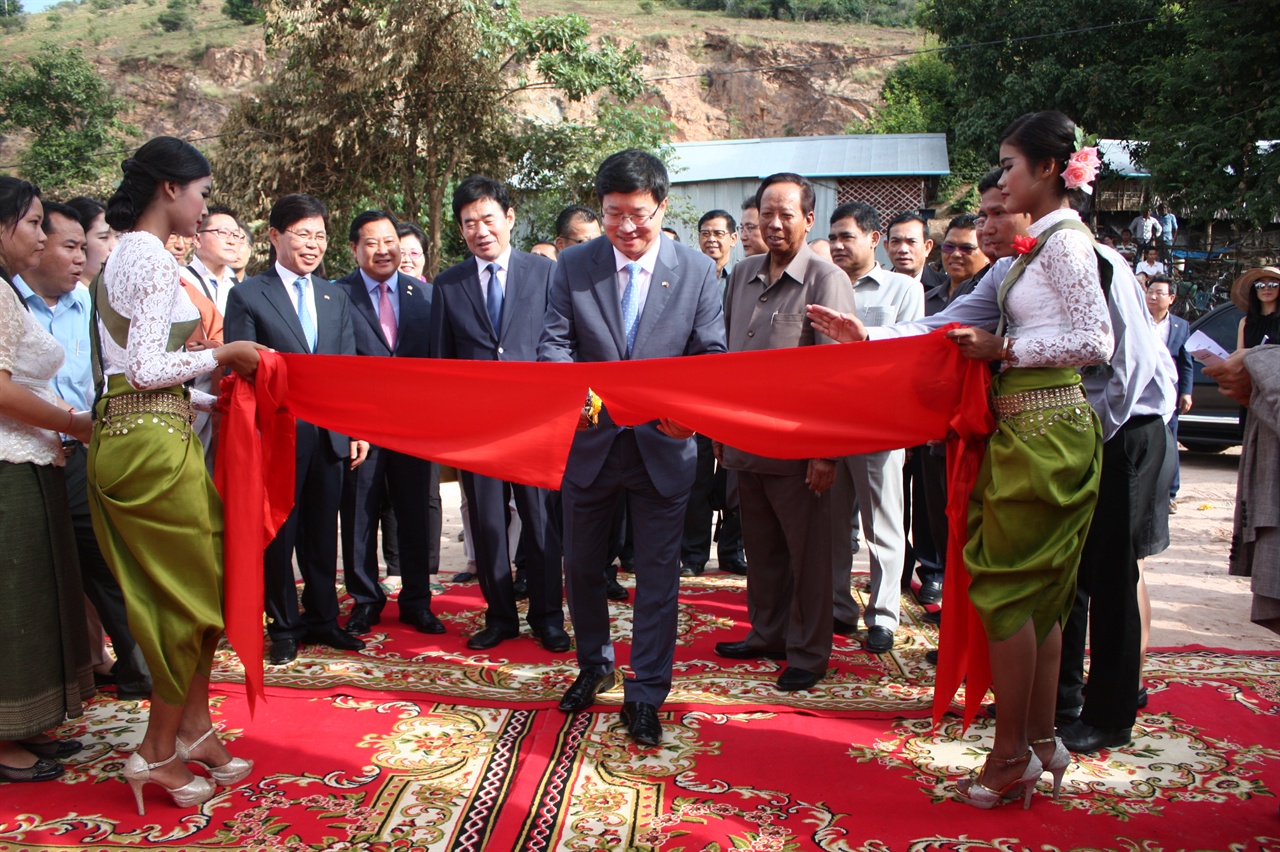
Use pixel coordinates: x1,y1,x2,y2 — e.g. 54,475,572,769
0,177,96,783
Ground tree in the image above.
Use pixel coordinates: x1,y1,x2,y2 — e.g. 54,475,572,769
918,0,1178,156
1138,0,1280,229
0,44,128,192
222,0,264,25
216,0,648,276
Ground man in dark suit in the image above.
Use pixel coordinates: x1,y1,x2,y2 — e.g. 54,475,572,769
223,193,369,666
539,149,727,746
1145,274,1194,510
335,210,444,638
434,176,567,653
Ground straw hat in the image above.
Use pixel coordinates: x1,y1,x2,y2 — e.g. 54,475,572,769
1231,266,1280,312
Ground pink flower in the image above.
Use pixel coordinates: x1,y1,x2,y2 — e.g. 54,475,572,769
1063,146,1100,191
1013,235,1038,255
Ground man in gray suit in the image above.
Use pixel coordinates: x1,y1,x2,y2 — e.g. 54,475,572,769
539,149,727,746
712,173,854,692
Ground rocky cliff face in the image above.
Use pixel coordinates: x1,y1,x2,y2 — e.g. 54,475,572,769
101,29,896,146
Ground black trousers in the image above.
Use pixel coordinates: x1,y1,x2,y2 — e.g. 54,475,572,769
65,443,151,692
681,433,744,569
1059,414,1166,729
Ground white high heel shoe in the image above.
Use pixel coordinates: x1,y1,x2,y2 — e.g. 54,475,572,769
1031,736,1071,800
122,751,216,816
176,727,254,786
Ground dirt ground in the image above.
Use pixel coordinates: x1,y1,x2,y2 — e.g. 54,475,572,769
435,448,1277,653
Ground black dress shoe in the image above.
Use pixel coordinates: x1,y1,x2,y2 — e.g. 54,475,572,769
714,639,785,660
115,684,153,702
345,603,382,635
558,669,620,713
922,610,942,626
19,737,83,759
833,617,859,636
864,626,894,654
621,701,662,746
925,649,939,665
916,581,943,605
0,757,63,782
269,638,298,665
452,571,476,583
304,626,367,652
606,578,629,601
1055,704,1083,726
776,667,823,691
531,624,572,653
680,562,704,577
466,625,520,650
1058,719,1132,754
513,577,528,600
718,561,748,576
400,609,446,634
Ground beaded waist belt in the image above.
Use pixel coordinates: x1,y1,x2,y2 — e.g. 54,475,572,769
991,384,1087,420
102,392,194,439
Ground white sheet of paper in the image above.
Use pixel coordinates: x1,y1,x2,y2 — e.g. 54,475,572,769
1187,329,1229,362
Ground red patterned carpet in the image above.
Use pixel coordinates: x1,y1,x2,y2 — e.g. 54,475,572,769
3,576,1280,851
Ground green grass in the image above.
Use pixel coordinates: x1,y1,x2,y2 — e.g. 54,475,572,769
0,0,257,64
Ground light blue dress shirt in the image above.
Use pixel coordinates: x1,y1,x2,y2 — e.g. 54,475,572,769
12,276,93,413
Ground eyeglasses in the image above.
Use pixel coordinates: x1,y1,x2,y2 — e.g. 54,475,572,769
1146,289,1172,297
401,249,424,260
699,229,730,239
602,209,659,227
738,223,759,233
285,229,328,244
1256,280,1280,290
941,243,979,255
198,228,247,244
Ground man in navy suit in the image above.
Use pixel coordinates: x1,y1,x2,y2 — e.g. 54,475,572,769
224,193,370,665
435,177,568,653
335,210,445,638
539,149,727,746
1145,274,1194,510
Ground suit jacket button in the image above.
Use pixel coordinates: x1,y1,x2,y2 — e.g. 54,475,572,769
497,346,504,354
747,329,755,337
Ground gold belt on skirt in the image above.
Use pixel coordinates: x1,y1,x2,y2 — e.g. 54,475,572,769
990,383,1091,441
101,392,195,440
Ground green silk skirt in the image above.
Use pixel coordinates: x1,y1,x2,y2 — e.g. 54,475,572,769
87,375,225,707
963,367,1102,644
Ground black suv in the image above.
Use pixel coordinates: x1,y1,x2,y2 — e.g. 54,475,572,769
1178,303,1245,452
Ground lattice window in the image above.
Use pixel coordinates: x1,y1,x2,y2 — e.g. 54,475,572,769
836,177,926,230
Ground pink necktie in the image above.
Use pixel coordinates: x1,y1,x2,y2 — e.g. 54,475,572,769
378,282,397,350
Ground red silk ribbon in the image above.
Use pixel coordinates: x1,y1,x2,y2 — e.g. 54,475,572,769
216,326,995,723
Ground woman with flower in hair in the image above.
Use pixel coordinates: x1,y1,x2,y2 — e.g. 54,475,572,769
89,136,265,813
809,110,1113,808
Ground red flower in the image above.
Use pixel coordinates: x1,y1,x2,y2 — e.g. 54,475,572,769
1013,235,1038,255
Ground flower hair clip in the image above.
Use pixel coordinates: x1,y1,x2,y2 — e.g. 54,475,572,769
1063,126,1101,194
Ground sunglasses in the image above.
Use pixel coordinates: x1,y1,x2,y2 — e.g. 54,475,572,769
941,243,979,255
1255,280,1279,290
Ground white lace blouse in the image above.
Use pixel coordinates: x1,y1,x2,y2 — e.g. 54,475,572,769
0,282,64,465
1004,208,1114,368
101,232,219,409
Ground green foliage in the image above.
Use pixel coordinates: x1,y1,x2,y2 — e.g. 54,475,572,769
45,11,61,27
638,0,654,12
157,0,192,31
1137,0,1280,228
0,13,24,31
0,43,129,192
0,0,23,16
669,0,918,25
222,0,264,25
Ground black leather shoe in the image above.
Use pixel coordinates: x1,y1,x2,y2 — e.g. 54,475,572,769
864,626,894,654
922,610,942,626
925,649,939,665
776,667,823,691
714,639,785,660
452,571,475,583
1058,719,1132,754
680,562,704,577
268,638,298,665
466,625,520,650
19,737,83,759
558,669,620,713
1055,704,1083,726
621,701,662,746
606,578,629,601
833,617,859,636
115,684,153,702
0,757,63,782
718,561,748,576
513,577,528,600
916,581,943,605
304,626,367,652
400,609,446,635
531,624,572,653
345,603,382,635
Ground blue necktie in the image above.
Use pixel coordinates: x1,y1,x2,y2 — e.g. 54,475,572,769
621,261,641,356
485,262,503,334
294,276,317,352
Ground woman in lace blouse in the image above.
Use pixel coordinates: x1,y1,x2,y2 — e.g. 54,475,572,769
87,137,263,814
0,178,96,783
809,112,1113,808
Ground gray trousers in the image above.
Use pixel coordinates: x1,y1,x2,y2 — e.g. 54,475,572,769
737,469,838,675
832,449,907,632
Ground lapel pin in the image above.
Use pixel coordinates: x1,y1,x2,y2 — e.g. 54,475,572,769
662,280,670,288
323,294,331,300
407,285,414,294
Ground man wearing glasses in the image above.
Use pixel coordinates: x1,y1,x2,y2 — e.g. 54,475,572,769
539,149,726,747
225,193,369,667
186,205,243,316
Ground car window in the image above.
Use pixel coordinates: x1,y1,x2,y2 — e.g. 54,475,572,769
1191,305,1244,383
